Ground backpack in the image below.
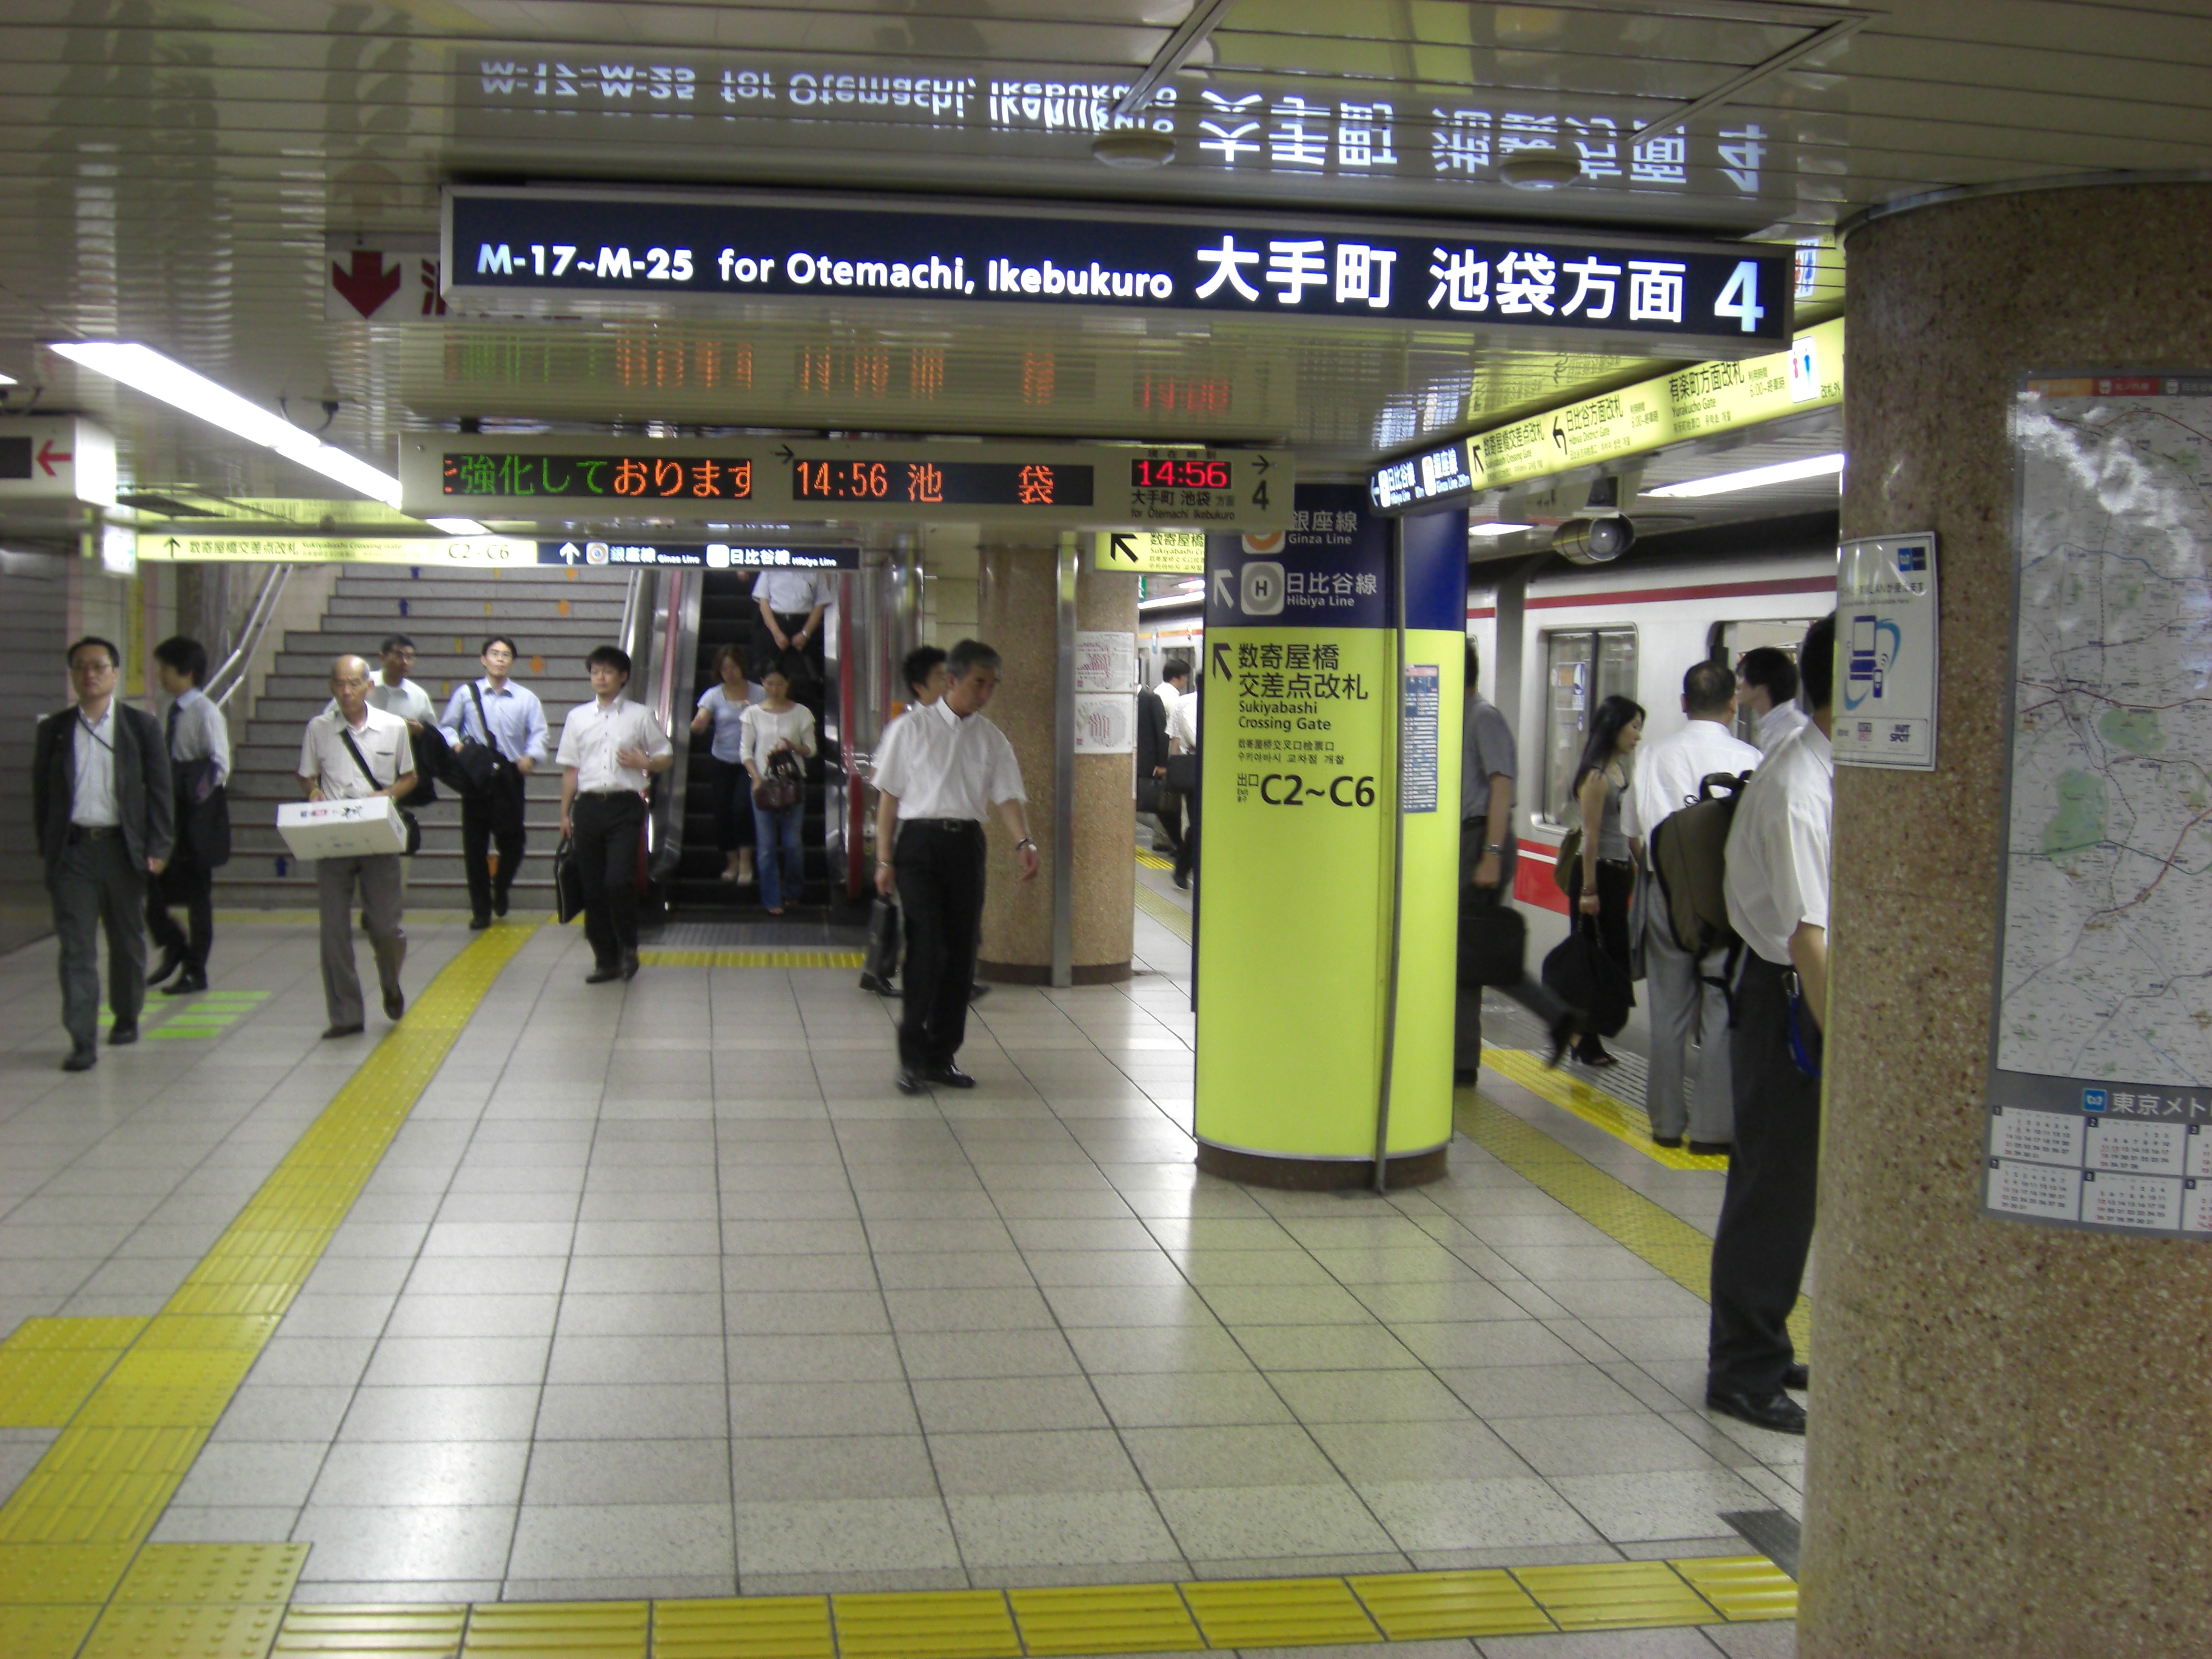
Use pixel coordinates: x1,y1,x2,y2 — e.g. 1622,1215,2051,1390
1649,770,1754,957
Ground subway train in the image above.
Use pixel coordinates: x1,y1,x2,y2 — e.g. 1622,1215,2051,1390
1136,512,1838,914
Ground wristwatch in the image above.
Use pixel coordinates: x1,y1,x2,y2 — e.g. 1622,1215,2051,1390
1484,843,1504,856
1015,837,1036,851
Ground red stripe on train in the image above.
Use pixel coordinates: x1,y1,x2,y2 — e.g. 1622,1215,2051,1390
1467,573,1835,617
1513,842,1569,913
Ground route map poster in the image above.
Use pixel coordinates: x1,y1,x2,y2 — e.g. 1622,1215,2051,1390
1984,374,2212,1240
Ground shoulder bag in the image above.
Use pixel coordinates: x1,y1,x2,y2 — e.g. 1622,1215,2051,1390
338,726,421,855
753,745,805,812
444,683,506,797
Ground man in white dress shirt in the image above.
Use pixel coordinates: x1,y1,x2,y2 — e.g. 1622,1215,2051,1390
1738,645,1808,756
871,639,1039,1093
754,566,831,695
298,655,416,1039
439,637,548,930
1704,613,1835,1438
1626,660,1763,1152
557,646,672,984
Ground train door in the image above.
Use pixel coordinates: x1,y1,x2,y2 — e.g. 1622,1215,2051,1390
1539,626,1638,826
1711,617,1820,746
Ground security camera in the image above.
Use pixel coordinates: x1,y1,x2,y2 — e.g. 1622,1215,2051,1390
1552,516,1635,565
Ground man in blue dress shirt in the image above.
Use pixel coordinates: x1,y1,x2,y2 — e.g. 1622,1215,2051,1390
440,636,548,928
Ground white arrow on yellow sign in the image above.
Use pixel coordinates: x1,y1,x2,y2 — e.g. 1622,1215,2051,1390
1094,529,1207,573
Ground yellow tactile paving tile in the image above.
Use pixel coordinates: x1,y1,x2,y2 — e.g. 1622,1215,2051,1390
1134,851,1175,871
0,1544,139,1603
0,1602,102,1659
1348,1569,1554,1638
1481,1047,1729,1172
1511,1562,1718,1631
0,1318,147,1427
115,1543,309,1606
461,1599,649,1657
1179,1577,1381,1648
1671,1553,1799,1621
830,1590,1022,1659
1131,885,1193,942
652,1595,834,1659
1008,1583,1203,1654
82,1597,289,1659
637,950,866,968
273,1603,467,1657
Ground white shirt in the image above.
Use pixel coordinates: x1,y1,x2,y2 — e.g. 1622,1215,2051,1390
1756,700,1809,756
757,569,831,615
872,696,1025,822
1156,680,1182,735
1626,717,1761,850
557,696,671,794
369,676,435,725
1169,686,1199,751
299,705,411,800
70,703,119,826
1723,722,1833,967
167,687,230,788
740,702,817,776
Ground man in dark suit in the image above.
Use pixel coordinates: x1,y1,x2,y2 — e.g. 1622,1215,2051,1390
1135,675,1182,860
34,636,175,1071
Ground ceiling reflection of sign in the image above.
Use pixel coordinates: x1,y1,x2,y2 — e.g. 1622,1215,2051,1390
444,186,1792,355
326,235,446,323
400,436,1292,530
1096,531,1205,574
0,417,116,507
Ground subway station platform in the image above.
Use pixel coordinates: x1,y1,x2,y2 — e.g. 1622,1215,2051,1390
0,871,1798,1658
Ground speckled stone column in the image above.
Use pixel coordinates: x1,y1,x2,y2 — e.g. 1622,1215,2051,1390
1805,184,2212,1658
973,542,1136,984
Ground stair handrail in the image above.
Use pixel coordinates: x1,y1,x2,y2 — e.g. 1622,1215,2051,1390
209,563,293,709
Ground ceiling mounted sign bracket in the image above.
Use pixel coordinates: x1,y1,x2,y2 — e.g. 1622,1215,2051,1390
1111,0,1236,121
1630,9,1875,147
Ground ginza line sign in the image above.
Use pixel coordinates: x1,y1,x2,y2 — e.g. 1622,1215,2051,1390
446,188,1791,349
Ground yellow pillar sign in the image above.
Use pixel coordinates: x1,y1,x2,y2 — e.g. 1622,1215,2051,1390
1094,530,1206,573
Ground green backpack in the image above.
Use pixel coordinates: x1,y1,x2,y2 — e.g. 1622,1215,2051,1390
1649,770,1754,957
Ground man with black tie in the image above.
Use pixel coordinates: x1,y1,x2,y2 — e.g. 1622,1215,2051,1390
148,635,230,996
33,636,175,1071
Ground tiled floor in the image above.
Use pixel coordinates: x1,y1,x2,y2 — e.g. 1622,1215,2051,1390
0,883,1801,1654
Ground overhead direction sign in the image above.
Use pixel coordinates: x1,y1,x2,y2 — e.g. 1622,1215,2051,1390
0,417,116,508
1096,530,1205,573
400,435,1292,531
444,185,1792,357
137,534,860,569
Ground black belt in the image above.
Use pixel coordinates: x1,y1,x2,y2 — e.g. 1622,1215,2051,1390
67,824,121,842
903,817,982,833
577,788,639,799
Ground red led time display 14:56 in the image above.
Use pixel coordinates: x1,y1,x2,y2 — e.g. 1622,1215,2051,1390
1130,458,1231,490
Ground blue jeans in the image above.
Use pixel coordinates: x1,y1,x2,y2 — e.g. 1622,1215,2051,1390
753,800,803,909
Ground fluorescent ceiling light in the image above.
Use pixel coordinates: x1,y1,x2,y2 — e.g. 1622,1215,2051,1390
1644,452,1843,499
425,517,490,535
0,371,16,387
1139,592,1204,611
47,341,401,508
1470,522,1533,537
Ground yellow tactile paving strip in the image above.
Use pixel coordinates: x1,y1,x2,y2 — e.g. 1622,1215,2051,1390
637,951,866,969
1456,1089,1814,1359
1131,885,1193,943
0,1319,149,1429
1482,1047,1729,1173
1133,851,1175,872
0,925,537,1659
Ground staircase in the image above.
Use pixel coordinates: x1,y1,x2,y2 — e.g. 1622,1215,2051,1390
215,564,633,911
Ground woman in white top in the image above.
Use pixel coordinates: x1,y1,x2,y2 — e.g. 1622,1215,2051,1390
742,668,817,916
690,645,765,883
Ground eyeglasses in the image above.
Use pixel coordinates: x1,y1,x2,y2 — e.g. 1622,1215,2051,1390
70,658,117,675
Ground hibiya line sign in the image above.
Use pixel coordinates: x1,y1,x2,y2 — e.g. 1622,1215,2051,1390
400,435,1290,531
444,186,1792,357
1193,485,1467,1180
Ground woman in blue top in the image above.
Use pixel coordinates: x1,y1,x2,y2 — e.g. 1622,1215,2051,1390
689,645,765,883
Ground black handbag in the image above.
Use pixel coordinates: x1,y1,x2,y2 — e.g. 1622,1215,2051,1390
859,896,900,994
1540,916,1632,1039
552,835,585,924
406,724,445,808
752,747,805,812
338,727,421,855
1456,895,1527,988
1163,753,1198,795
444,683,505,798
174,757,232,869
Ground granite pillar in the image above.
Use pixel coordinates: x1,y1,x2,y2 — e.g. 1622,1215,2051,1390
1804,183,2212,1657
974,541,1136,984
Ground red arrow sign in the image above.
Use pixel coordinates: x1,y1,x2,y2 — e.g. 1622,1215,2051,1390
332,250,403,319
36,438,71,477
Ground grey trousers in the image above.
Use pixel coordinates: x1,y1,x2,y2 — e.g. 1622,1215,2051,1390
1641,900,1737,1144
318,853,406,1028
50,833,148,1051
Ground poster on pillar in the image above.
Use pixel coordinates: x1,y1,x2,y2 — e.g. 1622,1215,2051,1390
1983,373,2212,1241
1193,485,1465,1180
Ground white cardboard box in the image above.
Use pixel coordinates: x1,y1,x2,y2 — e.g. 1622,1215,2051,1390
277,796,407,861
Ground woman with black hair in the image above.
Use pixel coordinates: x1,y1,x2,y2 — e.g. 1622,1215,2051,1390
690,644,764,885
1571,692,1646,1067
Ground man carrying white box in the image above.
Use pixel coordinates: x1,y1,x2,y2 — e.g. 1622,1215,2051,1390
295,655,417,1039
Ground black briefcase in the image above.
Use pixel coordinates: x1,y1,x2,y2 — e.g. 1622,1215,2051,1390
860,896,900,994
552,836,585,925
1456,898,1527,988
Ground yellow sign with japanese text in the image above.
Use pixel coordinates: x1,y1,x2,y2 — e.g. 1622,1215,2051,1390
1094,529,1206,573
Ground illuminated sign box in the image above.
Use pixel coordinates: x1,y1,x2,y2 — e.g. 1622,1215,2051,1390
443,186,1792,358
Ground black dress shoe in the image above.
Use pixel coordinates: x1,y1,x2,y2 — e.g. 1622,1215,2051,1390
469,915,493,931
1545,1011,1583,1069
927,1062,977,1089
383,986,406,1021
147,948,181,988
1783,1362,1809,1391
494,891,510,918
1453,1068,1480,1087
620,951,640,982
161,972,208,997
321,1022,366,1040
585,964,621,984
1652,1133,1684,1149
1706,1387,1806,1435
1689,1140,1732,1158
62,1047,97,1073
107,1022,138,1047
967,982,991,1003
894,1067,928,1096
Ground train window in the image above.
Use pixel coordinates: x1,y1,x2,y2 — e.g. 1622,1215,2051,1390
1712,618,1818,746
1541,627,1638,825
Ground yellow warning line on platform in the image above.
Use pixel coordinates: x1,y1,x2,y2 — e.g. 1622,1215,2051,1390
1132,884,1193,942
638,950,866,969
1482,1047,1730,1172
1456,1088,1812,1359
1134,850,1175,871
0,925,538,1659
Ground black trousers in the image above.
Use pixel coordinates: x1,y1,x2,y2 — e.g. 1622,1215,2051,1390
147,853,214,976
708,757,755,855
1588,857,1636,973
461,765,527,921
1453,817,1571,1076
573,791,645,968
894,820,986,1070
1708,953,1823,1395
51,831,147,1051
753,609,826,699
1173,782,1201,886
